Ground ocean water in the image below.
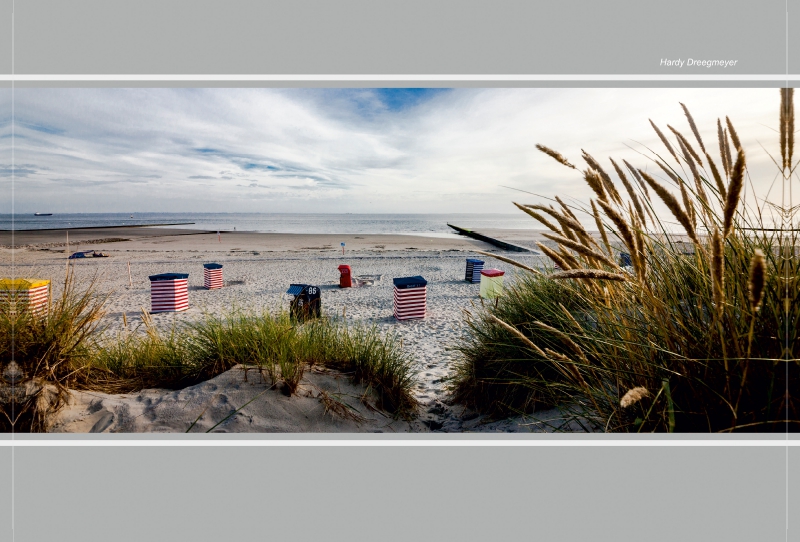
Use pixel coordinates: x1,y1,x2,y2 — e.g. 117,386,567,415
0,213,540,236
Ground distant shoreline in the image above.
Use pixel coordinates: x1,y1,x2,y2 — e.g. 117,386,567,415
0,222,196,232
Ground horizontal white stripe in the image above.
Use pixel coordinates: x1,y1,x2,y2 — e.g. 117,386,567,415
0,440,794,447
3,74,800,81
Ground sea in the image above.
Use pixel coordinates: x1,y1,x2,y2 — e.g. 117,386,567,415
0,213,540,238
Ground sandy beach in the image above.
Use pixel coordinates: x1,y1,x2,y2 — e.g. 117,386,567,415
2,226,583,433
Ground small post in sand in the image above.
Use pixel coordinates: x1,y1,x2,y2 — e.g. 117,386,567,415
128,262,133,287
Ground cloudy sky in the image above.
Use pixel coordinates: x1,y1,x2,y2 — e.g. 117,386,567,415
0,87,787,216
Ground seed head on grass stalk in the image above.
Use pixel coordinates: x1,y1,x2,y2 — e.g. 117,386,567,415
532,320,590,365
536,144,576,169
555,195,582,225
596,199,642,275
590,199,614,257
718,119,730,176
583,169,608,202
723,127,734,176
705,152,728,199
611,158,647,226
781,88,794,169
656,160,694,220
674,134,710,210
780,88,794,170
748,249,766,312
541,233,619,270
650,119,679,162
557,246,581,270
680,102,706,154
668,124,704,166
472,249,541,275
723,149,745,237
583,150,623,205
524,204,585,240
638,170,702,249
513,202,560,233
623,159,650,201
550,269,627,281
488,314,547,358
726,116,742,151
620,387,651,408
537,243,572,271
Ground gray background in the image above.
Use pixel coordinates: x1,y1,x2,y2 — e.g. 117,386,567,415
1,0,791,75
5,446,792,542
0,0,9,75
790,0,800,74
1,1,796,540
0,448,10,541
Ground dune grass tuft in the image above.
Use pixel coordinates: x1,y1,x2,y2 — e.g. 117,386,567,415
2,276,418,431
452,91,799,432
91,310,419,417
0,268,108,431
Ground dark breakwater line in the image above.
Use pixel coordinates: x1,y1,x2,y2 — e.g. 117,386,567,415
447,224,532,252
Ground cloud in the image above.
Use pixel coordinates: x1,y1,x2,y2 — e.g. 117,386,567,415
0,164,39,177
7,87,782,216
16,121,65,135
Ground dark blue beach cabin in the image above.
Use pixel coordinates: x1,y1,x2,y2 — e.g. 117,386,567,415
287,284,321,321
465,258,484,283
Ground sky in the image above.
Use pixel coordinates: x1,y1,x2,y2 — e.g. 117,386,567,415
0,87,788,219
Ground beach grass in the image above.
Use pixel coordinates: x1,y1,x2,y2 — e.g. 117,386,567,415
2,273,418,431
0,267,108,431
452,90,799,432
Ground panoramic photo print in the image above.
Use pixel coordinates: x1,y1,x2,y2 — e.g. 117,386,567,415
1,87,797,433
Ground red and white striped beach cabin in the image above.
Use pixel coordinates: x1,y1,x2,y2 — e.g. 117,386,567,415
393,276,427,320
203,263,223,289
0,279,50,316
149,273,189,313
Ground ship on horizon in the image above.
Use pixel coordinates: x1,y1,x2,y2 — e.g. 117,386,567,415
34,212,53,216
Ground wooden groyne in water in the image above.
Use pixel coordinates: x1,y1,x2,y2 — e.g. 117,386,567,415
447,224,532,252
